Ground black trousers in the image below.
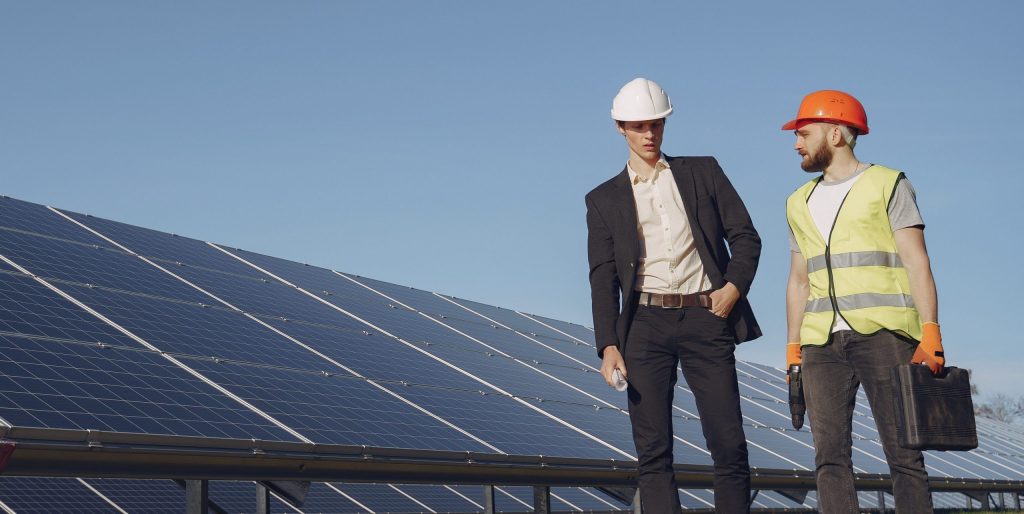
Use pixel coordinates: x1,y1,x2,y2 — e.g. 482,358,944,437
624,305,750,514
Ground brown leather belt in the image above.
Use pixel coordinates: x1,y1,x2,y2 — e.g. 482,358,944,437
639,291,712,309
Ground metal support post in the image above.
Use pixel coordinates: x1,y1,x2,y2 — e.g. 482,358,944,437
632,488,642,514
256,482,270,514
185,480,209,514
483,485,495,514
533,485,550,513
1015,491,1021,510
877,491,886,511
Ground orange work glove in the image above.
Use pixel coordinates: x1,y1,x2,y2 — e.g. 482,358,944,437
911,322,945,375
786,342,802,382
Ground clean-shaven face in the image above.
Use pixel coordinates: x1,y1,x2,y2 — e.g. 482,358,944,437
618,118,665,162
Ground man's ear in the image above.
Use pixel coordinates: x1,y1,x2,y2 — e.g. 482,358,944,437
615,121,626,135
827,125,842,147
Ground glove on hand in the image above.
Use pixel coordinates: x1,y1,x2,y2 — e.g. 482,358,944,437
786,342,802,382
911,322,945,375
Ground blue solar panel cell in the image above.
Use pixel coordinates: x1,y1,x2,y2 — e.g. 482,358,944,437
387,484,482,512
520,311,597,344
288,482,367,513
550,487,626,511
0,477,119,513
84,479,185,514
330,483,428,513
0,198,106,246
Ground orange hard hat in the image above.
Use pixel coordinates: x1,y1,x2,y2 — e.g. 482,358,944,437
781,90,869,135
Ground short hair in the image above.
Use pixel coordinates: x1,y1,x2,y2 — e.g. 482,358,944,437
837,124,858,149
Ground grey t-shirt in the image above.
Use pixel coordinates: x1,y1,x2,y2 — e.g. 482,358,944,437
788,171,924,253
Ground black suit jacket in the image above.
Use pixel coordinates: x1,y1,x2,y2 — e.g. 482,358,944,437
586,155,762,357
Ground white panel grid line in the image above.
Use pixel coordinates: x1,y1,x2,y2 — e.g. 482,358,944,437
388,290,618,410
515,310,594,347
670,388,800,464
389,485,438,513
680,488,714,507
75,478,130,514
548,491,581,511
325,483,375,514
0,498,14,514
268,488,307,514
57,209,502,454
443,485,483,510
436,294,596,370
209,241,636,461
577,487,621,509
0,252,311,444
496,487,532,509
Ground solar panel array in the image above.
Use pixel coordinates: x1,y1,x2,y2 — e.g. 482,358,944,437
0,195,1022,512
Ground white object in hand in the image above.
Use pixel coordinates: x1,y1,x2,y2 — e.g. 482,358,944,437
612,369,628,392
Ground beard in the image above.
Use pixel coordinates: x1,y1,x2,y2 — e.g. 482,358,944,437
800,141,833,173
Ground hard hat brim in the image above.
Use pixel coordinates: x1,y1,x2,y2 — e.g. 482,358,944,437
611,106,673,122
780,118,870,135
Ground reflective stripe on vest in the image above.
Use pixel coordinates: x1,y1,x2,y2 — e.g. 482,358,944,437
805,250,903,275
805,293,916,313
786,165,922,345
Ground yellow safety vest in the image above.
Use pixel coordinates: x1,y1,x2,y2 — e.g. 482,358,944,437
786,165,922,346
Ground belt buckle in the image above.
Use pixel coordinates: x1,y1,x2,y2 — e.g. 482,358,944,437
662,294,682,309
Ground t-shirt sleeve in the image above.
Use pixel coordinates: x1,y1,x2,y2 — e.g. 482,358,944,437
788,225,800,253
889,178,925,231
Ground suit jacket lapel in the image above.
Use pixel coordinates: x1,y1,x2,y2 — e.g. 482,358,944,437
612,168,640,262
669,156,705,242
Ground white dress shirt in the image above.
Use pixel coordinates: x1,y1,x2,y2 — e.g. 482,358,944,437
628,157,712,295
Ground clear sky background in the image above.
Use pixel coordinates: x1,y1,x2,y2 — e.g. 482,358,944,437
3,2,1022,399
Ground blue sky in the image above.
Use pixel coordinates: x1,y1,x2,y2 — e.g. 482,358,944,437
3,2,1022,398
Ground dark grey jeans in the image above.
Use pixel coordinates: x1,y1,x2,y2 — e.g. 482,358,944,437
803,330,932,513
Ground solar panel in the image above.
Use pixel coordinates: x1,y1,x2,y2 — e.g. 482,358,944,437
83,478,188,514
1,194,1023,512
0,477,120,513
0,272,295,439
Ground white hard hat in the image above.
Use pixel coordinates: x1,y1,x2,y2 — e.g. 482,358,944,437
611,78,673,121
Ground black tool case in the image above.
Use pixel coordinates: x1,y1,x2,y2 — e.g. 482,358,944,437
891,364,978,451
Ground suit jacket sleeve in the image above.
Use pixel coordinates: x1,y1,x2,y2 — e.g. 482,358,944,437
710,158,761,297
585,193,620,356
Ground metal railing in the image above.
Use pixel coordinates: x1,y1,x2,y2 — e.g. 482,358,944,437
1,427,1022,513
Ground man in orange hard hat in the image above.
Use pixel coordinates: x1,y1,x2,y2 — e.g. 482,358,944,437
782,90,943,513
587,78,762,513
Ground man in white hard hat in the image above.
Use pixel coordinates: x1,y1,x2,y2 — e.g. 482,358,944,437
586,77,762,513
